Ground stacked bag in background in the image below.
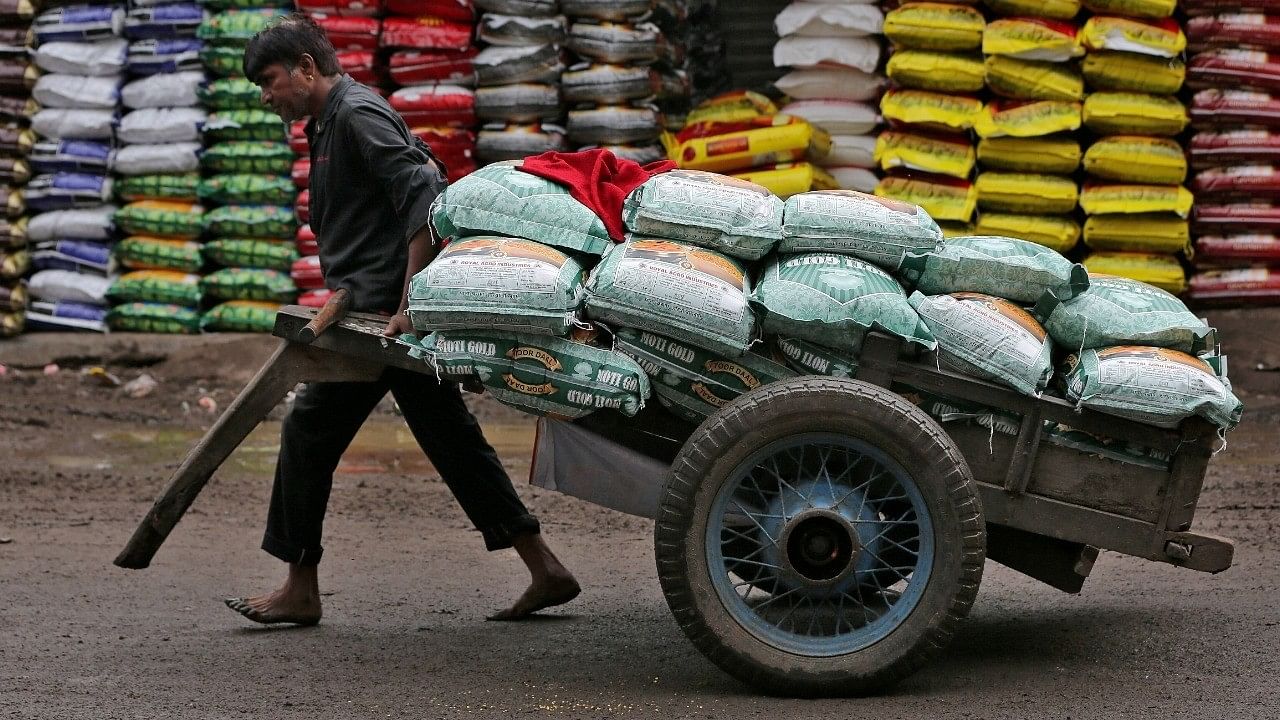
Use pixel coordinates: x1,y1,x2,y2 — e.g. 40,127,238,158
1185,3,1280,305
106,0,209,334
0,0,35,338
300,0,383,95
772,0,884,195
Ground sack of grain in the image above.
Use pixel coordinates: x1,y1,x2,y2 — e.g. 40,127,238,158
203,239,297,271
201,142,294,175
899,235,1089,303
1083,136,1187,184
115,200,205,239
1063,347,1241,429
204,205,296,240
117,173,199,202
1082,52,1185,94
779,189,943,270
875,172,978,223
730,163,838,200
1033,273,1212,354
200,300,280,333
883,3,984,51
106,302,200,333
623,170,783,261
200,267,296,303
115,236,203,273
977,172,1078,214
910,291,1054,396
874,129,976,179
197,175,296,206
752,253,936,353
107,269,202,306
585,237,754,358
983,17,1084,62
1083,214,1190,255
1082,252,1187,295
1079,183,1193,217
977,135,1081,174
984,55,1084,101
974,213,1080,253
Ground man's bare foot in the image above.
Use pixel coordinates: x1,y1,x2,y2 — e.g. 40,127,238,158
486,571,581,621
226,563,322,626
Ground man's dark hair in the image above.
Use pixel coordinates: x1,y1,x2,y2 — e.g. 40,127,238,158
242,12,341,84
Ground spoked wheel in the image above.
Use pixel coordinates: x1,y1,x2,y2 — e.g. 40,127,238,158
656,377,985,696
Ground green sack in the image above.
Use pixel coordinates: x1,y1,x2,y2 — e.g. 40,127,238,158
909,291,1054,396
201,142,294,175
106,302,202,334
107,270,202,306
431,161,613,256
775,336,859,377
751,253,936,354
615,327,796,423
115,236,203,273
201,45,247,78
1062,347,1242,430
198,77,264,111
1033,274,1215,355
585,237,755,358
116,174,200,203
402,329,651,420
197,9,288,45
898,234,1090,304
202,239,297,271
198,174,296,206
203,110,288,143
779,190,944,271
408,236,586,336
114,201,206,239
200,267,297,302
622,169,784,261
200,300,281,332
204,205,296,239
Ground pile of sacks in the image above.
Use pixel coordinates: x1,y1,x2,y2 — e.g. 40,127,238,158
403,153,1242,455
0,0,37,338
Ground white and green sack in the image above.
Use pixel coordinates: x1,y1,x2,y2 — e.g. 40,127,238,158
1062,347,1242,430
622,169,784,261
898,234,1089,304
779,189,943,271
1034,274,1215,355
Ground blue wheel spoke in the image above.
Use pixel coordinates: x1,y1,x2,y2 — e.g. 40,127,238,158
729,500,779,545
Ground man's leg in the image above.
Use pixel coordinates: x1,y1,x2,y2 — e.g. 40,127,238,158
386,367,580,620
226,378,388,625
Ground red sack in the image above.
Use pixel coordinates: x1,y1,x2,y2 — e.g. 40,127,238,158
380,16,473,51
298,288,334,308
296,224,318,256
1188,13,1280,50
295,0,383,17
337,50,379,86
312,15,381,51
1190,89,1280,129
291,255,326,290
388,49,477,86
292,158,310,189
289,133,309,156
1194,202,1280,233
1190,130,1280,169
1188,267,1280,305
1188,49,1280,92
1193,165,1280,199
389,85,475,127
384,0,474,23
1196,233,1280,263
1184,1,1280,15
295,189,311,224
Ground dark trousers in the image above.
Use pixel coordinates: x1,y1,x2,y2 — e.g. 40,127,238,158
262,366,540,566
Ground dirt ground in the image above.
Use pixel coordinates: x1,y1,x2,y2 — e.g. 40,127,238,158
1,309,1278,719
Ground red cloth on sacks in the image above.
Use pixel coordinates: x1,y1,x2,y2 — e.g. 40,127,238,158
516,148,676,242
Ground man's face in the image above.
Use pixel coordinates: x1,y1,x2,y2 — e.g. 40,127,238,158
256,62,309,123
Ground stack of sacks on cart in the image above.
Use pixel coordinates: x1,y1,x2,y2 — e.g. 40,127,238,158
401,149,1242,464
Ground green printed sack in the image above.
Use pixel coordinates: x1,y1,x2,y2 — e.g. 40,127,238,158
116,174,200,202
1033,274,1214,355
615,327,796,423
197,9,288,45
201,142,293,175
622,170,784,261
106,302,201,334
898,235,1089,304
114,201,206,239
1062,347,1242,430
775,337,859,378
198,77,264,111
430,162,613,256
751,253,936,354
201,45,248,78
909,291,1054,396
203,110,288,143
201,268,297,302
115,236,203,273
201,300,281,332
107,270,202,306
403,329,650,420
204,205,296,239
202,239,297,271
198,174,296,206
408,236,586,336
1043,422,1171,470
585,238,755,358
780,190,944,271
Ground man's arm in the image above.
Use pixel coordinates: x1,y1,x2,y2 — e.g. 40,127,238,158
382,223,439,337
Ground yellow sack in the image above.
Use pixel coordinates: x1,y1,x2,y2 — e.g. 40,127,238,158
874,130,976,179
685,91,778,126
1082,92,1188,137
1082,0,1176,19
1083,136,1187,184
880,89,983,132
1084,213,1191,255
875,173,978,222
1083,252,1187,294
886,50,986,93
983,18,1084,62
974,99,1082,138
731,163,839,200
937,221,976,239
1081,52,1185,95
975,212,1081,253
1081,16,1186,59
984,0,1080,20
884,3,986,51
985,55,1085,102
665,115,830,174
976,172,1079,214
977,135,1081,174
1079,183,1194,217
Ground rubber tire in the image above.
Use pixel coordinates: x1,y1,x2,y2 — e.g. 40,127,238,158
655,377,986,697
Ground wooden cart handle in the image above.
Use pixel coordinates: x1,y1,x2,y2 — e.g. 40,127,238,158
296,288,351,344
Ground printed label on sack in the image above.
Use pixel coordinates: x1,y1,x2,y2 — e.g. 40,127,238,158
947,292,1047,364
427,237,564,297
611,239,748,322
1093,347,1216,406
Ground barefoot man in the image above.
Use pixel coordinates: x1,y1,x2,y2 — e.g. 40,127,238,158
223,14,580,625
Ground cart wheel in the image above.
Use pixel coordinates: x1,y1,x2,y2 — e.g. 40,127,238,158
655,377,985,696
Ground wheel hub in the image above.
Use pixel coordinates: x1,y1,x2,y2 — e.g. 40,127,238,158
781,510,861,584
